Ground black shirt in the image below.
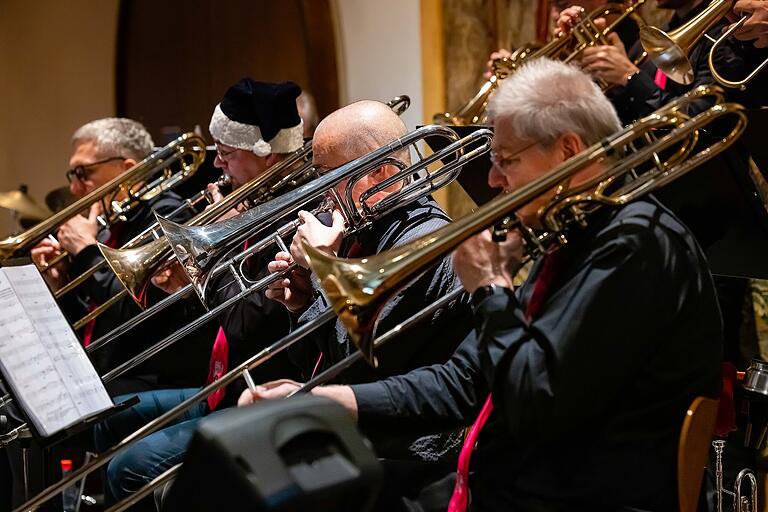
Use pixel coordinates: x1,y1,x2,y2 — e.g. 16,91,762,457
66,192,215,391
354,199,722,511
612,1,746,125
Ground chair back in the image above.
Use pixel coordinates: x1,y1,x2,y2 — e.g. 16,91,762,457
678,396,720,512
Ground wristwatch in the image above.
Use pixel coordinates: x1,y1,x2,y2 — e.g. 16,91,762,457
470,284,502,311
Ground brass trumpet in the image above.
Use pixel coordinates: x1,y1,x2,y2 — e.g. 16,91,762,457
640,0,768,88
0,132,205,261
435,0,647,125
305,86,747,365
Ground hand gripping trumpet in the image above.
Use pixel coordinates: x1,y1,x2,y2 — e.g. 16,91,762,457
307,86,747,366
11,125,492,512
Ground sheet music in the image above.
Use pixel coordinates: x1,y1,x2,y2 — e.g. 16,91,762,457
0,264,112,437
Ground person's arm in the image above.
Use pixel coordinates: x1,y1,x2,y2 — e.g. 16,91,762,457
610,25,746,122
477,220,680,446
351,331,488,434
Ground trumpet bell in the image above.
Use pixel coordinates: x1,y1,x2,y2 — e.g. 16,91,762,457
640,26,694,85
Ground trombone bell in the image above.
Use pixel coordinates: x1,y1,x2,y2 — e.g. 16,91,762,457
640,26,695,85
640,0,736,85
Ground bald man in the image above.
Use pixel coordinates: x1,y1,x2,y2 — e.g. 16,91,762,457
262,100,472,459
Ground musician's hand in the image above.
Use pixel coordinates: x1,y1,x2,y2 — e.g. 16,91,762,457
205,182,243,221
580,33,639,87
237,381,359,420
732,0,768,48
452,229,523,293
556,5,586,36
484,49,513,78
290,209,345,269
237,379,302,406
31,238,68,290
265,251,314,313
150,262,190,294
57,202,101,256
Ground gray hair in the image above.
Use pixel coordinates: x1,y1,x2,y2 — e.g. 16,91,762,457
487,58,621,148
72,118,154,161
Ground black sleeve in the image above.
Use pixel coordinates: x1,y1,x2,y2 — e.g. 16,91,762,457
68,195,188,308
206,246,296,384
352,330,488,435
476,223,677,447
610,31,746,123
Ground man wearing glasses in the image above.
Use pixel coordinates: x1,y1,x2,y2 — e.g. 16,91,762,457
30,117,213,396
95,80,313,510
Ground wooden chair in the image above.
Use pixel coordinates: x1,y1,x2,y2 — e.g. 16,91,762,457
678,396,720,512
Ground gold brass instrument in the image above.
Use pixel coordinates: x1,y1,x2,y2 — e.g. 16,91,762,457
712,440,758,512
157,122,481,302
12,125,492,512
0,133,205,262
435,0,647,125
98,141,314,307
640,0,768,88
305,86,747,365
94,94,410,310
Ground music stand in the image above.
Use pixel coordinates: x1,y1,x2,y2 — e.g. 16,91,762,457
0,259,136,448
424,125,496,206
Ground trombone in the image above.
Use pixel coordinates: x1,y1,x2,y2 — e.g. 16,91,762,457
86,95,411,325
90,88,747,512
11,125,492,512
640,0,768,89
0,133,205,262
305,86,748,365
435,0,647,125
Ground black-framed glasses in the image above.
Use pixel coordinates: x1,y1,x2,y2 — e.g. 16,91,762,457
66,156,126,183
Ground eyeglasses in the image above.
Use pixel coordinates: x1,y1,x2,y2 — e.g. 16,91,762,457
215,144,241,161
489,141,539,171
65,156,126,183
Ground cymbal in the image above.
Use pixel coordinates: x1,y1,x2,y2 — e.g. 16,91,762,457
45,186,75,213
0,190,52,220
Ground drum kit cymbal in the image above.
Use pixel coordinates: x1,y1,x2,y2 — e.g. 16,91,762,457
0,185,74,230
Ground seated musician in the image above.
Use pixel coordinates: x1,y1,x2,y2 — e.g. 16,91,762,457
94,79,308,509
558,0,746,121
240,59,723,511
264,100,472,460
29,118,212,396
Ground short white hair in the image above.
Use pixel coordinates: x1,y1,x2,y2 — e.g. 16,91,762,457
487,58,621,148
72,118,154,161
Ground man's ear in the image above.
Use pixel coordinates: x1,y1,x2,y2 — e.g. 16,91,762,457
122,158,138,171
558,132,585,161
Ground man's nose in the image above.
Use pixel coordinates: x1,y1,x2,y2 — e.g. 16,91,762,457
213,155,226,169
487,165,506,189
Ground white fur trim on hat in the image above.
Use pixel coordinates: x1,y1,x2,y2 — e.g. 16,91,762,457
209,104,304,157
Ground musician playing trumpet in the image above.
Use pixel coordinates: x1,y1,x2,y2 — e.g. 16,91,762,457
240,59,723,511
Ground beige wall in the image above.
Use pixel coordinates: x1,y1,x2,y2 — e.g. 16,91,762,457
0,0,118,235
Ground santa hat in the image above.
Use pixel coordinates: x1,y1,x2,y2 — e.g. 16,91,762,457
209,79,304,156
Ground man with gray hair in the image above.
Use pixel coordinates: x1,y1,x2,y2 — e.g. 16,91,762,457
30,117,212,395
243,59,722,510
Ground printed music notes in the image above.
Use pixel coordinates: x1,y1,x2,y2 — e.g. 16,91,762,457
0,264,112,438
